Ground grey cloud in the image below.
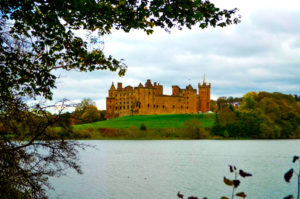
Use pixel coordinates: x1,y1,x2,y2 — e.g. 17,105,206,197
251,9,300,34
51,6,300,109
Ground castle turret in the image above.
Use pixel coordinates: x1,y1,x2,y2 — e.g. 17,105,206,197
109,82,116,97
145,79,153,88
117,82,122,91
198,78,211,112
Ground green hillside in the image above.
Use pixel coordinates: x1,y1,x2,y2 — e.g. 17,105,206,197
73,113,215,130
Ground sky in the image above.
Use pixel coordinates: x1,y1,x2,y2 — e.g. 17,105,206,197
52,0,300,110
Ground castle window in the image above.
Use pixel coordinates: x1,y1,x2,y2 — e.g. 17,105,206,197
148,104,150,108
123,106,125,109
163,105,165,109
127,105,129,109
153,104,155,108
172,105,175,109
156,105,158,108
115,107,117,110
186,106,188,109
181,105,183,109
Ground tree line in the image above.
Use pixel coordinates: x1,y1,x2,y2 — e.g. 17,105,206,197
211,92,300,139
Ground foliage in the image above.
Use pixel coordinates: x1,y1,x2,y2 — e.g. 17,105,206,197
177,165,252,199
75,98,96,115
222,165,252,199
0,99,84,199
140,123,147,131
183,119,209,139
212,92,300,139
79,105,101,123
284,155,300,199
0,0,240,101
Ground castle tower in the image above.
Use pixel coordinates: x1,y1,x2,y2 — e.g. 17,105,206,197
198,75,211,113
109,82,116,97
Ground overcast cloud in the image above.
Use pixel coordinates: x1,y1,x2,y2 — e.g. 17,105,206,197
51,0,300,110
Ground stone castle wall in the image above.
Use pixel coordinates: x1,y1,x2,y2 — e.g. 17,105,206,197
106,79,211,119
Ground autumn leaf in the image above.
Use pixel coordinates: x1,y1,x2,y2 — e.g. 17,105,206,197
220,197,229,199
236,192,247,198
223,177,234,186
284,169,294,183
239,169,252,178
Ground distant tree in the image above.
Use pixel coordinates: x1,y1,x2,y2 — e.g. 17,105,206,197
99,110,106,121
210,99,217,112
217,97,228,112
214,91,300,139
75,98,96,115
219,107,236,126
79,105,101,123
75,99,100,124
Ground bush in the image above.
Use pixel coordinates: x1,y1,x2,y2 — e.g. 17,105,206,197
183,119,209,139
98,128,119,137
72,129,92,139
140,123,147,131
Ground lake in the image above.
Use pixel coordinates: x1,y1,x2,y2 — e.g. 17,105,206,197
48,140,300,199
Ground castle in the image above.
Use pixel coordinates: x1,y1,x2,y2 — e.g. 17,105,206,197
105,79,211,119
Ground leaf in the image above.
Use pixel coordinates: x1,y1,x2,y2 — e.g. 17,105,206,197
284,195,293,199
177,192,184,199
284,169,294,183
236,192,247,198
229,165,234,173
233,179,240,188
239,170,252,178
220,197,229,199
223,177,233,186
293,156,299,163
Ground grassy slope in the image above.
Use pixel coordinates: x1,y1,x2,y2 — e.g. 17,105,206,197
73,113,215,130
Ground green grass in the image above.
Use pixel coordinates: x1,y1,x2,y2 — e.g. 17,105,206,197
73,113,215,130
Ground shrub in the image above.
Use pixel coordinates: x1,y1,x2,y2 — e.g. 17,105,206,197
140,123,147,131
72,129,92,139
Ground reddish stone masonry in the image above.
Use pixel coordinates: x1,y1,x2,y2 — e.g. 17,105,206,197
106,79,211,119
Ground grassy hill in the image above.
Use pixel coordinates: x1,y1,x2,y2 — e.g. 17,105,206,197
73,113,215,130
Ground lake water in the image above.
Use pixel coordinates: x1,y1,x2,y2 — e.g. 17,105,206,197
48,140,300,199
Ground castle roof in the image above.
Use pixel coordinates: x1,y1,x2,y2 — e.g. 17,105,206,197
109,82,116,91
145,79,153,88
186,84,194,90
124,86,133,91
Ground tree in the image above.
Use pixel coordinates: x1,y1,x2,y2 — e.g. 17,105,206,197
80,105,101,123
74,98,100,124
0,0,240,198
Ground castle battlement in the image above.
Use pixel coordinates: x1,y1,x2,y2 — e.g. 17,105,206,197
106,79,210,119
